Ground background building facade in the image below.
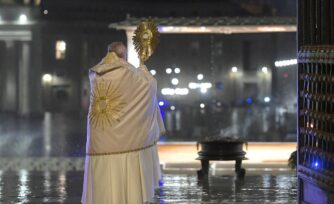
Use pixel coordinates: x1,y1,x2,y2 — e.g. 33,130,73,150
0,0,297,141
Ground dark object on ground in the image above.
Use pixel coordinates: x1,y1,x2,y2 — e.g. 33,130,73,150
196,138,247,179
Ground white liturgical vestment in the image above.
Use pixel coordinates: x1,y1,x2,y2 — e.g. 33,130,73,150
81,58,165,204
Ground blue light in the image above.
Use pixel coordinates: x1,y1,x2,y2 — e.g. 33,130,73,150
158,101,165,107
246,97,253,104
313,161,320,169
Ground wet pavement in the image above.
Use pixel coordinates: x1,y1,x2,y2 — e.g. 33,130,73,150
0,112,297,203
0,170,296,204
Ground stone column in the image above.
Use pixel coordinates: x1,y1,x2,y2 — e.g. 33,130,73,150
2,40,17,112
0,42,4,111
126,29,139,68
18,41,30,116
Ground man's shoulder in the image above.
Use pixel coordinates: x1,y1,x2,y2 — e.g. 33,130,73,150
89,59,135,75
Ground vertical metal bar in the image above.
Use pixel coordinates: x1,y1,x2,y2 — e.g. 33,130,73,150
298,0,306,46
330,0,334,43
315,0,322,43
321,0,330,43
310,0,316,45
297,0,303,197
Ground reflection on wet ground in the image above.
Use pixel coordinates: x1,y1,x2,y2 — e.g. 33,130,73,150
158,174,297,203
0,113,86,157
0,109,296,158
0,171,296,204
0,112,297,203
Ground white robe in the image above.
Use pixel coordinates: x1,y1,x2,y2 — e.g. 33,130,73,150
81,58,165,204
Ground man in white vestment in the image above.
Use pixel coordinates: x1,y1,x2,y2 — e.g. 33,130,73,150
81,42,165,204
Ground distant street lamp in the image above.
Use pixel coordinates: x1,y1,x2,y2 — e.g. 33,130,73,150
42,74,52,83
197,74,204,80
150,69,156,76
231,66,238,73
166,68,172,74
264,97,271,103
171,78,179,85
262,66,268,74
19,14,27,23
159,101,165,106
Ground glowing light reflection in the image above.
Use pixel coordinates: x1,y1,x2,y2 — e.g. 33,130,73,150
18,170,30,203
57,172,67,203
43,171,51,203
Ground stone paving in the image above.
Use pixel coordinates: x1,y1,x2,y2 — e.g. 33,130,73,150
0,170,296,204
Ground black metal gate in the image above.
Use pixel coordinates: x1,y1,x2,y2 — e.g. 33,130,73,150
298,0,334,203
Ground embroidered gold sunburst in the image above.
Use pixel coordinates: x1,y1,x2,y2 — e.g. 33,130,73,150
89,80,125,129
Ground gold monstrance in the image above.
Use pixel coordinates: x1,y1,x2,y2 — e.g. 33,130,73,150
133,19,160,66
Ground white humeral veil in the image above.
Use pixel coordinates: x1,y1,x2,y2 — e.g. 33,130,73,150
81,58,165,204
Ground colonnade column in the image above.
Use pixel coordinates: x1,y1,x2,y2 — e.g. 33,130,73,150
126,29,139,68
18,41,30,116
2,40,17,112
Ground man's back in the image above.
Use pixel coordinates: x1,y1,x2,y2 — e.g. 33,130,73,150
82,57,164,204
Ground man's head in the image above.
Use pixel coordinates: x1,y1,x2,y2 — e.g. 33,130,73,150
108,42,127,60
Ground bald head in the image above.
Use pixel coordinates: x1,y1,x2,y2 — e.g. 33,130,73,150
108,42,127,60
